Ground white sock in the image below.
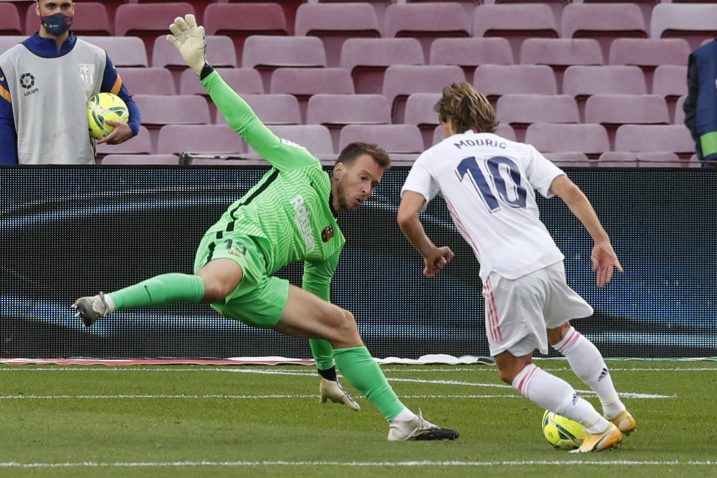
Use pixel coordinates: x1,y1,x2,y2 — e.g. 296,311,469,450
392,407,417,422
553,327,625,419
512,364,609,434
102,294,116,314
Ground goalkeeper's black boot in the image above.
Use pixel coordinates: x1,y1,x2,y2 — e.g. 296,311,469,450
387,410,459,441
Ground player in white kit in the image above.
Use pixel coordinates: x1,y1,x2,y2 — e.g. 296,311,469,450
397,82,637,453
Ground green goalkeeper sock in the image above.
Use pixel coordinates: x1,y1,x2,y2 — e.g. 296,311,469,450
108,273,205,310
333,346,406,421
310,339,335,371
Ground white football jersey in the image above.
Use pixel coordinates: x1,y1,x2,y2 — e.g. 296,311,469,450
402,131,566,281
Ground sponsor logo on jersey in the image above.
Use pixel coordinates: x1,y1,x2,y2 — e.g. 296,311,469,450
321,226,334,242
290,194,315,253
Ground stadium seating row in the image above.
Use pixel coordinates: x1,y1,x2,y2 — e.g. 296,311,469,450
2,2,716,57
97,123,696,164
102,64,687,123
128,92,687,141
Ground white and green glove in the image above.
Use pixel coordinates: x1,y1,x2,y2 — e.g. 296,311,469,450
166,14,207,76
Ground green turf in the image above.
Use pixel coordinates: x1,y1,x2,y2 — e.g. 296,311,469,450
0,360,715,478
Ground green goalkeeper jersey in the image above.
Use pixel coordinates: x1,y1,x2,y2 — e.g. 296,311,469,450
201,70,345,301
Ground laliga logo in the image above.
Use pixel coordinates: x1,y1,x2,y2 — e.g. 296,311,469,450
20,73,35,89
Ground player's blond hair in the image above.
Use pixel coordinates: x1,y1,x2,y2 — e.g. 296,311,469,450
434,82,497,134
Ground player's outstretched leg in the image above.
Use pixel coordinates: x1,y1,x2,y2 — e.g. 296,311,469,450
333,346,459,441
511,363,623,452
552,325,637,434
72,273,206,326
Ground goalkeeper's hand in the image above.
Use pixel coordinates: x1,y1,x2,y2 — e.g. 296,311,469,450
166,14,206,76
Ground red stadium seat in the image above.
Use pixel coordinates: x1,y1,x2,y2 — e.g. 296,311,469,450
608,38,690,70
116,67,176,95
114,3,195,59
0,3,22,35
585,94,670,127
585,93,670,148
525,123,609,159
650,4,717,50
26,2,111,36
340,38,425,94
339,124,424,161
306,94,391,151
269,68,355,122
242,35,327,92
203,3,288,65
101,154,180,166
294,3,381,67
561,4,647,57
384,3,470,60
598,151,688,168
473,4,559,58
496,94,580,142
157,125,246,155
382,65,465,123
83,36,148,67
652,65,688,99
405,93,441,149
473,65,557,103
520,38,603,67
217,94,302,126
562,65,647,118
614,124,695,159
544,152,591,168
133,94,211,151
430,37,513,83
608,38,691,87
519,38,603,90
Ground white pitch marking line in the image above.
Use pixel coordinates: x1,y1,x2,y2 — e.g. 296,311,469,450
0,367,676,399
0,460,714,468
0,366,715,373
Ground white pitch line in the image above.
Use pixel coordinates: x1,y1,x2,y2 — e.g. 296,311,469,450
0,367,675,399
0,366,715,373
0,460,714,468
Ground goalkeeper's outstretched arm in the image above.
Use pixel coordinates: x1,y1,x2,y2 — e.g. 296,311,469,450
166,14,316,171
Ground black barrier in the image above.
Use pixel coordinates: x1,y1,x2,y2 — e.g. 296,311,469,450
0,167,715,358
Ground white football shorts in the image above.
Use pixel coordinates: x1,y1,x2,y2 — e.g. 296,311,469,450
482,261,594,357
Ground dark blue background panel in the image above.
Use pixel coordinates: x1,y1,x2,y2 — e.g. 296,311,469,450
0,167,715,358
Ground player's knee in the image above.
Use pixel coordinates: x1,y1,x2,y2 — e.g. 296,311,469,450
334,308,360,341
200,277,232,301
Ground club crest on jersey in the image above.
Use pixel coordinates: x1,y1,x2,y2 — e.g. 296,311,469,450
79,63,94,86
321,226,334,242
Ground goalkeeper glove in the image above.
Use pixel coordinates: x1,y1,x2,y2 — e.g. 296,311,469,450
166,14,207,76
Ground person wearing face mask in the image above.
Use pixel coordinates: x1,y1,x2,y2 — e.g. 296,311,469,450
0,0,140,164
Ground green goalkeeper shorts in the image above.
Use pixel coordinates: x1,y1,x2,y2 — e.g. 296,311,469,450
193,231,289,329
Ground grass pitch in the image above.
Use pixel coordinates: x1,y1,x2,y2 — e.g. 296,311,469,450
0,359,715,478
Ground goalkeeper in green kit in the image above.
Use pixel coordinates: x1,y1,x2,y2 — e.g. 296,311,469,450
72,14,458,442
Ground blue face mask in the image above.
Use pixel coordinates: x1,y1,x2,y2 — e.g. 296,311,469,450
41,13,73,36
